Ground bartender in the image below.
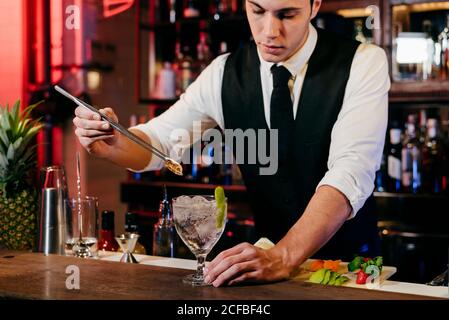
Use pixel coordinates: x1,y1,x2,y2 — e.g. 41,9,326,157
72,0,389,287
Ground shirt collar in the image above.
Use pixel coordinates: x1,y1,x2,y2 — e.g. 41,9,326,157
257,23,318,78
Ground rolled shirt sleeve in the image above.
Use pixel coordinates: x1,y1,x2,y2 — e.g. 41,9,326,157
316,44,390,219
128,54,229,172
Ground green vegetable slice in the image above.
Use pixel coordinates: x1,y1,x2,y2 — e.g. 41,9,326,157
309,268,327,284
348,256,363,272
215,186,226,229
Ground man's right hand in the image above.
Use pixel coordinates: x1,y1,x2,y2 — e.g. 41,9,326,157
73,106,120,159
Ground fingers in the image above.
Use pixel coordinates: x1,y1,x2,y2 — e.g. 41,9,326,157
73,117,111,131
75,127,112,138
205,243,258,287
73,106,118,137
206,242,251,273
210,261,256,287
74,106,101,121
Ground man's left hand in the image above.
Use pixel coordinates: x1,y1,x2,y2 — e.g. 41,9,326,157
203,242,296,287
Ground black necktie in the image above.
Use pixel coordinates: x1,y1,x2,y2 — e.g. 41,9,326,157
270,65,294,165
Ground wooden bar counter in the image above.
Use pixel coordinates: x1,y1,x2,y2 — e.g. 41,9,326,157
0,250,447,300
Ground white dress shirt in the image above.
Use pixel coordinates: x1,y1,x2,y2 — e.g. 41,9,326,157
131,24,390,219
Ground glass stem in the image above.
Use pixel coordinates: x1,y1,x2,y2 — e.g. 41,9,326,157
196,254,207,279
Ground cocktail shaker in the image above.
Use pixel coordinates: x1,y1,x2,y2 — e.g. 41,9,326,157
37,166,68,255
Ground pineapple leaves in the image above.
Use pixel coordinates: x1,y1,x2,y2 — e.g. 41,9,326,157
10,100,21,133
0,100,43,194
21,100,44,121
6,144,14,160
0,129,8,147
0,153,7,169
0,110,10,130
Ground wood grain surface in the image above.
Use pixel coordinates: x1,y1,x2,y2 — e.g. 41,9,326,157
0,250,440,300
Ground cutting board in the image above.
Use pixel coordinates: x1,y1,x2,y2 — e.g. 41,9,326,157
296,259,397,288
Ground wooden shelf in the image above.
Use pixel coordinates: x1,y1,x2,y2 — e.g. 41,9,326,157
389,80,449,103
139,15,248,31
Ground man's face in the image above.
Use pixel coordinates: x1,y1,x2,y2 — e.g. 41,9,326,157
246,0,322,63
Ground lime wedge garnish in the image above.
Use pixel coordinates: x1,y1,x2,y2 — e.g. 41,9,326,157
215,186,226,229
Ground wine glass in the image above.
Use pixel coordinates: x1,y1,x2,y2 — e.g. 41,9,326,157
172,195,227,286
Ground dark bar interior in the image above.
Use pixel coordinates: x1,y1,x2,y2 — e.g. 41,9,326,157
0,0,449,301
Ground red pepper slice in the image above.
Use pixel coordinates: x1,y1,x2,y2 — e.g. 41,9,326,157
356,270,369,284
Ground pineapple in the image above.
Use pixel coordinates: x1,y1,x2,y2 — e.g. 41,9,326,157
0,100,43,250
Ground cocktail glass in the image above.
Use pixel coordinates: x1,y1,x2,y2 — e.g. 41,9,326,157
172,195,227,286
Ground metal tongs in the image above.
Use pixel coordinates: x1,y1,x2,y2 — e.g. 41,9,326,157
54,85,183,176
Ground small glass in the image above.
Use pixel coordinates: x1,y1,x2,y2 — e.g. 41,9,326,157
116,233,140,263
64,196,99,258
172,195,227,286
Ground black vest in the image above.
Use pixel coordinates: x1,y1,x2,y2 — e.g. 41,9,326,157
221,30,380,260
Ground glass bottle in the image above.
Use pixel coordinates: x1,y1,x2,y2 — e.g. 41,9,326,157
183,0,200,18
402,122,422,193
152,185,176,257
173,40,184,97
124,212,147,254
437,13,449,80
98,210,119,252
387,128,402,193
422,119,446,194
422,20,435,80
375,152,387,192
195,28,212,77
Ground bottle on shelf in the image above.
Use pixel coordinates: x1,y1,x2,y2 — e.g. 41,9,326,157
418,109,427,145
421,118,446,194
218,41,228,55
443,120,449,194
183,0,200,18
210,0,235,20
98,210,119,252
375,153,387,192
152,185,176,257
402,121,422,194
195,27,212,77
169,0,177,23
178,45,195,93
437,13,449,80
422,20,436,80
173,40,184,97
124,212,147,254
387,128,402,193
153,61,176,99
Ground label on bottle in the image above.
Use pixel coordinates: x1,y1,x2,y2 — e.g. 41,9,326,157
402,172,411,187
388,156,401,180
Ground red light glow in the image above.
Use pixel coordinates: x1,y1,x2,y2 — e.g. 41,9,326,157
103,0,134,18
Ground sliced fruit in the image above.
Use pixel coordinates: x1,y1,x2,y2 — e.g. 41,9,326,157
321,269,331,285
309,268,327,284
309,260,324,272
334,275,349,286
214,186,226,229
323,259,341,272
328,271,339,285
